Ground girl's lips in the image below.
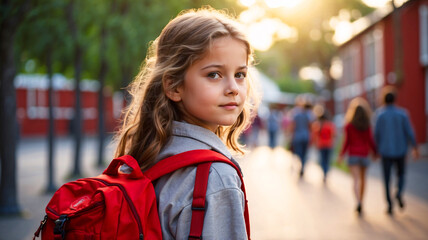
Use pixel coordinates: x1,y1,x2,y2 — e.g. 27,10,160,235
220,102,238,110
220,102,238,106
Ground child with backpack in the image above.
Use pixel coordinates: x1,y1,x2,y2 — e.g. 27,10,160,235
34,7,257,240
338,97,377,216
114,8,257,239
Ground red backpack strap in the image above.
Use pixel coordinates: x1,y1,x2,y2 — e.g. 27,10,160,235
188,162,211,239
145,150,231,180
144,149,251,239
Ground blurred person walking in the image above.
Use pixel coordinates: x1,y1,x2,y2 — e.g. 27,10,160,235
249,114,263,148
289,95,314,177
267,105,281,149
338,97,377,216
374,86,419,215
312,107,335,182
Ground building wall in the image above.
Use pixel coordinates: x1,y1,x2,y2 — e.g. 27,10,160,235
15,74,121,137
335,0,427,143
382,0,427,143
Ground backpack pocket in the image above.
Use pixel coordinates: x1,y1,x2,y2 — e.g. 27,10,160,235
43,192,106,239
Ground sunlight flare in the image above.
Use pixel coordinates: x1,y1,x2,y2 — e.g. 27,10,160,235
299,65,325,86
332,20,353,45
361,0,409,8
245,18,298,51
264,0,302,8
239,0,256,7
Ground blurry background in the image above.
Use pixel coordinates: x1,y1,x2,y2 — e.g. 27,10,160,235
1,0,428,239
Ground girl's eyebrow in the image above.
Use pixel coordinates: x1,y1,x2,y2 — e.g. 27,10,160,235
201,64,223,70
201,64,248,70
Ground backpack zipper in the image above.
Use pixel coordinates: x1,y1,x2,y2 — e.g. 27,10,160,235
90,178,144,238
46,201,104,218
33,215,48,239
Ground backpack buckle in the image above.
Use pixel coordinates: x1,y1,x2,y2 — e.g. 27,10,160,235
54,215,68,239
191,206,206,211
188,235,202,240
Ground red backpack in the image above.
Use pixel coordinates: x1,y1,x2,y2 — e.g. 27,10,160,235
33,149,251,240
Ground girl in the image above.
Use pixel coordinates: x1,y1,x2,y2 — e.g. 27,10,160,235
114,7,258,239
338,97,377,216
312,107,335,182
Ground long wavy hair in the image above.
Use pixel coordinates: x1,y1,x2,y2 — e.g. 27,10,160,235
344,97,372,131
114,7,259,171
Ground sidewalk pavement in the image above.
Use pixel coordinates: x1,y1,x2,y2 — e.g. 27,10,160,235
242,146,428,239
1,136,428,239
0,136,114,240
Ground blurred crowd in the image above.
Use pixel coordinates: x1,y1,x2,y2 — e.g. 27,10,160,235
241,86,419,216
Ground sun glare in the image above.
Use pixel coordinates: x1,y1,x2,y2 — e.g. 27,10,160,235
330,57,343,80
239,0,256,7
264,0,302,8
361,0,409,8
239,5,266,23
299,65,325,85
332,20,353,45
239,3,299,51
237,0,304,51
244,17,297,51
361,0,390,8
248,24,274,51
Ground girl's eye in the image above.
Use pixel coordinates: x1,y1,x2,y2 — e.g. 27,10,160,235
235,72,246,79
207,72,221,79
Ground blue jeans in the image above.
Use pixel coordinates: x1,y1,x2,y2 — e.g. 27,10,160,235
381,156,406,207
347,156,370,167
268,130,278,148
293,140,309,173
319,148,332,177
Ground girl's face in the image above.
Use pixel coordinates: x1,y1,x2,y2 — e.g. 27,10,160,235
169,36,248,132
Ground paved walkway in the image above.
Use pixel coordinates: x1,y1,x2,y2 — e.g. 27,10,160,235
1,136,428,239
241,146,428,240
0,137,113,240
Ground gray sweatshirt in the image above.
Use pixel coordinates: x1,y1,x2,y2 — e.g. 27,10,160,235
122,121,248,239
154,121,247,240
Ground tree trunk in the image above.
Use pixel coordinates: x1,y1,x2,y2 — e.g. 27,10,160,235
119,47,132,104
46,46,57,192
97,25,108,167
66,0,83,178
71,47,83,177
118,1,132,104
0,18,21,215
0,0,32,215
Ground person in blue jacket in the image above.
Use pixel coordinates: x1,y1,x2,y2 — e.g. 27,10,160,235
374,86,419,215
289,95,314,177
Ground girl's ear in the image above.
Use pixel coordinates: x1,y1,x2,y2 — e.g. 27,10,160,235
165,79,182,102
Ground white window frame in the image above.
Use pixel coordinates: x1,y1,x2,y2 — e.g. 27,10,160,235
420,4,428,67
335,43,360,115
420,5,428,115
363,25,384,109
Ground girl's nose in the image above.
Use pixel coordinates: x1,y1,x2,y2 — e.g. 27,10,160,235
225,78,239,96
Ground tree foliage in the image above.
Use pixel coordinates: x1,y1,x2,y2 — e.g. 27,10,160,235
15,0,376,94
252,0,375,93
15,0,242,90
